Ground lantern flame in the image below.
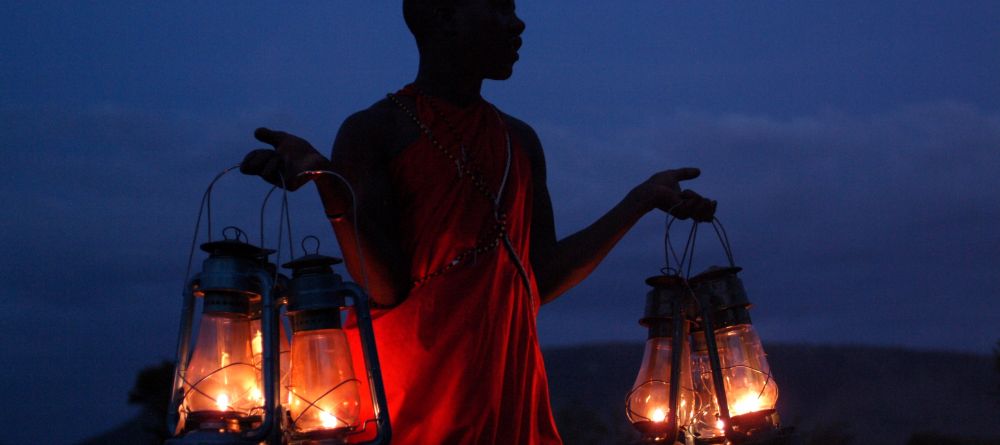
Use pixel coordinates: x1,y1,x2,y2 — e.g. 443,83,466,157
252,329,263,357
216,393,230,411
731,394,763,416
651,408,667,423
715,419,725,430
319,411,341,428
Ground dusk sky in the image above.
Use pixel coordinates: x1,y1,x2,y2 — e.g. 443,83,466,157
2,1,999,443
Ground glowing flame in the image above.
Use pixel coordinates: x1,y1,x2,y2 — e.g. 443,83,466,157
249,386,262,402
651,408,667,423
216,393,230,411
731,394,763,416
252,330,263,357
320,410,341,428
715,419,725,430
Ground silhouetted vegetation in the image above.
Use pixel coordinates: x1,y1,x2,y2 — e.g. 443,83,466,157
78,362,171,445
128,361,173,423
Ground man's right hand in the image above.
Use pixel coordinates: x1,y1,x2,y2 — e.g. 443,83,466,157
629,167,717,222
240,127,330,191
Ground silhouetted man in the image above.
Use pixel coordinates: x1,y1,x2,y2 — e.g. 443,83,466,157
243,1,715,443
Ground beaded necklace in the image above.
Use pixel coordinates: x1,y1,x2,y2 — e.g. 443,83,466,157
386,92,511,286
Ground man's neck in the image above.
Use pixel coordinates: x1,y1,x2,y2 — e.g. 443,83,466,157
413,58,484,106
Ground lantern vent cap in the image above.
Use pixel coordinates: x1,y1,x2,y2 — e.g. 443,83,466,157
282,253,343,271
644,274,688,288
199,227,274,259
641,274,690,327
281,236,343,277
688,265,743,285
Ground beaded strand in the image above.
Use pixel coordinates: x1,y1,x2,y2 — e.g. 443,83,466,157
387,92,512,286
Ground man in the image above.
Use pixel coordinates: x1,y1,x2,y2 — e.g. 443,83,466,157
242,1,716,443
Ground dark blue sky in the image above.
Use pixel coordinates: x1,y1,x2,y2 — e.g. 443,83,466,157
2,1,999,443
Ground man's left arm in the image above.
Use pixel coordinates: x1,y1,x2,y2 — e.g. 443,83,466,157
511,118,716,304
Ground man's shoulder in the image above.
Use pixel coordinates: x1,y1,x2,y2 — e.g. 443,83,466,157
334,96,419,159
496,109,543,159
340,97,398,133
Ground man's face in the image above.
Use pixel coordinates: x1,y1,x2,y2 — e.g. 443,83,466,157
450,0,525,80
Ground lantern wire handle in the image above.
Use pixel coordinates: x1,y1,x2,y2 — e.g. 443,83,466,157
260,186,277,248
685,223,699,279
710,217,736,267
184,164,299,289
662,213,700,279
259,174,298,266
297,170,372,295
663,215,739,278
182,164,240,290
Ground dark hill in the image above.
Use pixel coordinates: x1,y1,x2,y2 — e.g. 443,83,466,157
80,343,1000,444
544,343,1000,445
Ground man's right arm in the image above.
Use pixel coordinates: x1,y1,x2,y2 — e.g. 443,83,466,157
242,105,411,307
317,107,411,307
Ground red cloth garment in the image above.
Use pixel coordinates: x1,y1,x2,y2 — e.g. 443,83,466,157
347,85,562,444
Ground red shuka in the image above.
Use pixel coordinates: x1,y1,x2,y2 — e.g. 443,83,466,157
347,85,563,444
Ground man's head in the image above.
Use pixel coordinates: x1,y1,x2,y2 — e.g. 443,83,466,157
403,0,525,80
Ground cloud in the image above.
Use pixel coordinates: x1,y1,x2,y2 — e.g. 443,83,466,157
535,101,1000,352
1,104,303,304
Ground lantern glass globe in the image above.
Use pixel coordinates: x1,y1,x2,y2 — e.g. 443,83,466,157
182,314,262,421
626,336,695,436
287,328,362,434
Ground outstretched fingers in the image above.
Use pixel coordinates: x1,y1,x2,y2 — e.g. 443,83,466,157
254,127,290,147
670,167,701,182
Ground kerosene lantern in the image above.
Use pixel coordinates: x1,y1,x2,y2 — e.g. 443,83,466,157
167,227,283,444
167,164,391,444
629,217,792,445
281,236,391,445
689,266,781,444
626,274,696,443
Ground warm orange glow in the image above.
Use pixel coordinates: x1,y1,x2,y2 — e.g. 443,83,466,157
320,411,342,428
250,318,291,405
730,393,764,416
287,328,361,433
251,329,263,358
182,314,261,415
249,386,262,403
626,337,695,427
216,393,230,411
650,408,667,423
691,324,779,439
